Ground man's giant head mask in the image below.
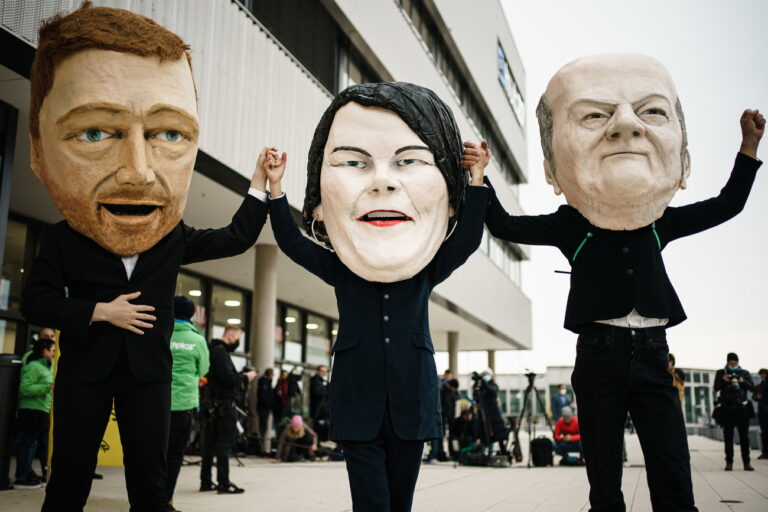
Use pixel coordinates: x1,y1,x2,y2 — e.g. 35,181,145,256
303,83,466,282
29,2,198,256
537,54,690,230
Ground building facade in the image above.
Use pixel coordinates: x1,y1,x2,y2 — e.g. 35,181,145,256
0,0,532,414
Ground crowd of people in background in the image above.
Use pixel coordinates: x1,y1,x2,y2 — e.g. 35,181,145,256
9,322,768,501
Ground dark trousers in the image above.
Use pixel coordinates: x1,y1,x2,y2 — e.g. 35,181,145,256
165,409,194,501
554,440,583,458
14,408,49,478
757,407,767,456
42,355,170,512
571,324,697,512
340,408,424,512
257,407,271,452
200,398,237,486
722,407,751,464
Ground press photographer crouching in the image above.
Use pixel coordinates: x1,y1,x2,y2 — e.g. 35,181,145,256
199,326,257,494
713,352,755,471
275,415,318,462
553,406,584,465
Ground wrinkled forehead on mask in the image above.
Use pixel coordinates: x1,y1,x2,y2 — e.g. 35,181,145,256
301,81,467,241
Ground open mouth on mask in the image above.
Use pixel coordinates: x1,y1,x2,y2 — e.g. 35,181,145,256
100,203,160,216
356,210,413,227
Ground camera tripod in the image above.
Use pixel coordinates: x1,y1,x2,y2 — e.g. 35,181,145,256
510,372,555,468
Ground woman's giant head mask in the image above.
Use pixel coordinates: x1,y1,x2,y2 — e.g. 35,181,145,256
303,83,466,282
537,54,691,230
29,2,198,256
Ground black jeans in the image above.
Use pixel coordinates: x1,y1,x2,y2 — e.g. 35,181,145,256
166,409,194,501
14,408,49,478
340,407,424,512
721,406,751,464
200,398,237,486
572,324,697,512
42,353,170,512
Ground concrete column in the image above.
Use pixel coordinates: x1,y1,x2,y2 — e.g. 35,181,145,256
250,244,278,373
448,331,459,376
250,244,278,451
487,349,496,373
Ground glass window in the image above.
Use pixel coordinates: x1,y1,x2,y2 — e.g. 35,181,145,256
498,389,508,414
0,219,28,312
305,314,330,367
0,319,18,354
693,372,701,383
683,387,693,423
283,307,303,363
702,373,710,384
210,284,246,349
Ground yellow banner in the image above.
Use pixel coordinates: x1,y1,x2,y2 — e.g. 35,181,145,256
49,330,124,468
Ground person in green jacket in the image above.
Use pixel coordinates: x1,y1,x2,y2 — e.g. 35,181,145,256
14,337,55,489
165,296,209,510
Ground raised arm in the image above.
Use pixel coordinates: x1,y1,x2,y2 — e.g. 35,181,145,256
660,110,764,243
266,149,338,286
428,142,489,284
182,148,270,264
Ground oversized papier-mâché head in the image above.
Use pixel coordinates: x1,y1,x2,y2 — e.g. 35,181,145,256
538,53,691,230
29,1,199,256
303,82,467,282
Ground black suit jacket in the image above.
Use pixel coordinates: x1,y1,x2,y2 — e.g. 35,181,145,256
485,153,761,333
22,195,268,383
270,186,489,441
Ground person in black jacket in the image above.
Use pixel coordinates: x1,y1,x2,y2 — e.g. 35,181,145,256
713,353,755,471
199,327,256,494
472,370,508,455
255,368,275,454
21,5,270,511
465,53,764,512
310,365,330,441
265,82,488,512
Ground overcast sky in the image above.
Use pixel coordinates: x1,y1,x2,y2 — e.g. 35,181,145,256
453,0,768,375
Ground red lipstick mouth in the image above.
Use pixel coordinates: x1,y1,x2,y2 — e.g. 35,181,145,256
356,210,413,227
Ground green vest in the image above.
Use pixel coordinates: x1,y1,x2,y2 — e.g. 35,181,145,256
18,357,53,413
170,320,210,411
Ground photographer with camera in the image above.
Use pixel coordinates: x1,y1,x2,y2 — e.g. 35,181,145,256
472,369,508,456
714,353,755,471
199,326,256,494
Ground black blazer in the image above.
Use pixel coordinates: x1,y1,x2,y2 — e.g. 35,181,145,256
22,195,268,383
485,153,761,333
270,186,489,441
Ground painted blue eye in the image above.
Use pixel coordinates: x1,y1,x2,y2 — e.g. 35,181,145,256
344,161,365,168
157,130,183,143
77,129,112,142
396,159,419,166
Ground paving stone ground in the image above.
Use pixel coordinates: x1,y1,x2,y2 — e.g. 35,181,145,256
2,434,766,511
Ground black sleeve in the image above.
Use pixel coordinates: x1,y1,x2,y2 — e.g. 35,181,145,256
429,185,489,285
659,153,761,244
269,195,338,286
484,177,564,246
21,227,96,338
209,345,239,388
182,194,268,264
742,371,756,392
310,376,326,397
713,370,726,393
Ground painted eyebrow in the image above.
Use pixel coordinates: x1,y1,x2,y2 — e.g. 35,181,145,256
56,102,128,125
331,146,372,157
572,94,672,108
147,104,200,132
394,145,431,155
